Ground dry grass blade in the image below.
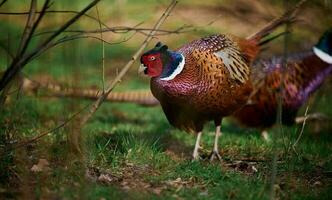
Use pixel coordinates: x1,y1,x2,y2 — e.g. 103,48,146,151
293,106,310,151
80,0,178,126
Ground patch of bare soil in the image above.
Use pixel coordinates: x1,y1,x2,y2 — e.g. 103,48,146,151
87,159,211,196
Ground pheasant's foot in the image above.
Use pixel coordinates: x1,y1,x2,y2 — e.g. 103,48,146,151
192,131,203,161
261,130,270,142
192,154,202,161
209,150,222,162
192,146,202,161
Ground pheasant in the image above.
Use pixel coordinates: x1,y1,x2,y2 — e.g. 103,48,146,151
139,2,305,160
233,29,332,139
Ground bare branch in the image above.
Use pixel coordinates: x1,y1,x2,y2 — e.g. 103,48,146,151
18,0,51,57
95,5,106,93
25,0,101,60
33,25,193,37
17,0,37,56
27,34,135,62
0,0,101,92
0,10,110,29
80,0,178,126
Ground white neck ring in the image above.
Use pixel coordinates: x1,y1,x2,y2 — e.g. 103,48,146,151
313,47,332,64
160,54,185,81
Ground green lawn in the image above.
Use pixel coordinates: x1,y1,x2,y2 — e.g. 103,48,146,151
1,87,331,199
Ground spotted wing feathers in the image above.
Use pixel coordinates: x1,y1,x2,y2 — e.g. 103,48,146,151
193,34,250,83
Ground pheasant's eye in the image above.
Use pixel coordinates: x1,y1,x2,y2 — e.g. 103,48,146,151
149,56,156,61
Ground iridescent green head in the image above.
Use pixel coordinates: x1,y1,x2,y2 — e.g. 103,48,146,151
313,29,332,64
315,29,332,56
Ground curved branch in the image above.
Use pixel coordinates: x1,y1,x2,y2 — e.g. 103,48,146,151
28,34,136,61
0,0,101,92
18,0,51,57
33,25,193,37
0,10,110,29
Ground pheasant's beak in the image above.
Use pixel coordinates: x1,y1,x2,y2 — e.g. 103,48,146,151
138,64,147,75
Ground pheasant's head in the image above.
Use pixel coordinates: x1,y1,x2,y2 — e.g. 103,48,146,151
140,42,169,77
140,42,185,80
313,29,332,64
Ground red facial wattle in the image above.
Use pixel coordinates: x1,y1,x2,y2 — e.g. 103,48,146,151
141,53,163,77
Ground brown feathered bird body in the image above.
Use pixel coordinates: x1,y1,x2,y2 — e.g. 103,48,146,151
139,2,306,160
150,35,254,133
234,52,332,129
234,29,332,130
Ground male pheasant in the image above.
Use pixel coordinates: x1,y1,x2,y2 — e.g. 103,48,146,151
233,29,332,139
139,3,304,160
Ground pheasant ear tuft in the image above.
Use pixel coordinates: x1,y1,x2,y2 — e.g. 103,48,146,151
154,42,168,52
160,45,168,52
155,42,163,48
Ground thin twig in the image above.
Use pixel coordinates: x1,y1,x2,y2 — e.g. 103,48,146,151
27,34,135,62
269,1,293,199
0,0,101,92
80,0,178,126
95,5,105,93
18,0,51,57
0,10,110,29
33,25,192,37
16,0,37,56
0,0,37,106
292,106,309,150
24,0,101,61
55,35,120,46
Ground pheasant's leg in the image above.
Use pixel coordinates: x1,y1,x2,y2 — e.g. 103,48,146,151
261,130,270,142
209,125,222,162
192,131,202,160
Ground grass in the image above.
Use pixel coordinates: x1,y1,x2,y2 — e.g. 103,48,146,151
1,92,331,199
1,0,332,199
